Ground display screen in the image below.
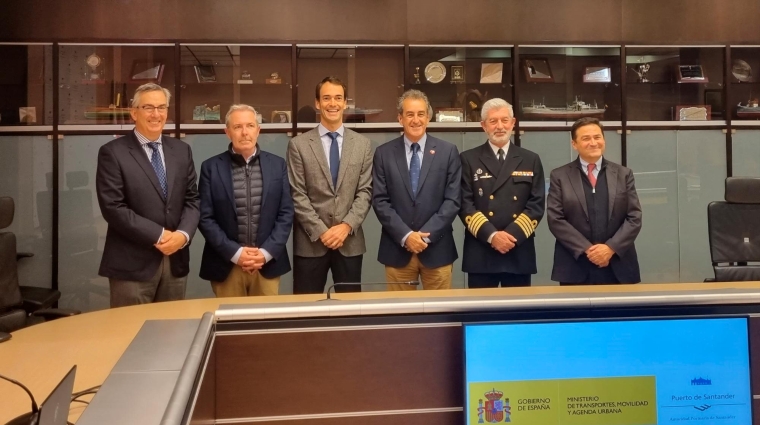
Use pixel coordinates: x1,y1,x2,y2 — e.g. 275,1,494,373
464,318,751,425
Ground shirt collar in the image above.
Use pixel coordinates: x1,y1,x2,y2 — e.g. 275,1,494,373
318,123,345,138
134,129,161,145
403,134,427,153
231,145,258,163
579,156,603,170
488,140,510,158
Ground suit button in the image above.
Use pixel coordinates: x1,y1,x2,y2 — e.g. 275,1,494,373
513,214,517,218
513,196,517,201
489,212,494,217
489,195,494,200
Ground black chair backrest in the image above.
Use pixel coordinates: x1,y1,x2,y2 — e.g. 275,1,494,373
707,178,760,281
0,197,23,310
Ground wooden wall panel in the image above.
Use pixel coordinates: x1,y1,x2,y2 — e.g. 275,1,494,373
212,325,463,420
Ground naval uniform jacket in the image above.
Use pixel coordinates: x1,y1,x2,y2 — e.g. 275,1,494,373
459,141,545,274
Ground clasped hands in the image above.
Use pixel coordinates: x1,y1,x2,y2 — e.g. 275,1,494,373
320,223,351,250
490,231,517,254
236,247,267,274
585,244,614,267
154,230,186,256
405,231,430,254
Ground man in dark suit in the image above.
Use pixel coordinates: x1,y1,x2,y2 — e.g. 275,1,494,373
198,105,293,296
372,89,461,290
96,83,200,307
459,98,545,288
547,117,642,285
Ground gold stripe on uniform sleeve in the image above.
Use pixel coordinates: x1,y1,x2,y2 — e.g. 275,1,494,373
515,214,535,238
466,212,488,236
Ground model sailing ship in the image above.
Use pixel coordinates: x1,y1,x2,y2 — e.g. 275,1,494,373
737,97,760,119
522,97,606,119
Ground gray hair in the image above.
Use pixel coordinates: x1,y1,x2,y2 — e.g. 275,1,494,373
131,83,171,107
480,98,514,121
397,89,432,116
225,104,259,127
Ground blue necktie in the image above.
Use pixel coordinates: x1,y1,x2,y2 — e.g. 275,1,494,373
147,142,168,199
328,131,340,187
410,143,421,198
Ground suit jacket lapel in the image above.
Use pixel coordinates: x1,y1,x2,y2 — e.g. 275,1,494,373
217,153,235,212
492,145,521,193
605,159,618,219
336,131,356,192
393,139,414,199
259,151,272,211
307,130,334,191
415,136,436,194
479,142,501,178
570,159,589,219
128,133,165,202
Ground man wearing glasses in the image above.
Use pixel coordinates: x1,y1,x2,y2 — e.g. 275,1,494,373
96,83,200,307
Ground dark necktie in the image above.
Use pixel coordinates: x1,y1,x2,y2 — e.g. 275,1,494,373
328,131,340,187
410,143,421,198
587,163,597,188
497,148,505,165
147,142,167,199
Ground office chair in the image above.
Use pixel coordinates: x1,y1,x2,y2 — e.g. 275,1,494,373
707,177,760,282
0,196,79,337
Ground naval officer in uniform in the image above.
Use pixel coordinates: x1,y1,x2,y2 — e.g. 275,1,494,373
459,98,545,288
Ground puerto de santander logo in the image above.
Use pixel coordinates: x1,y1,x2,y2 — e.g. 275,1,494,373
476,388,511,423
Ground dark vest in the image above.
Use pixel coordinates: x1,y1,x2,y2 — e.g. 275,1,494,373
229,146,263,247
582,166,609,244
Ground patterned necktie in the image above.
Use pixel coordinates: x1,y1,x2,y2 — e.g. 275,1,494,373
147,142,168,199
410,143,421,198
497,148,505,165
587,162,597,188
328,131,340,187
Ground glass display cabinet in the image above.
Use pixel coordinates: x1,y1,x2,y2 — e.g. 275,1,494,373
57,43,175,129
295,45,404,129
408,45,513,126
625,46,724,123
729,46,760,123
180,44,292,129
518,46,621,124
0,43,53,128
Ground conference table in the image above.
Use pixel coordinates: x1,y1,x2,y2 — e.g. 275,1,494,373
2,281,760,424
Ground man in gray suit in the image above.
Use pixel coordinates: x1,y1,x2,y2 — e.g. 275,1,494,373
287,77,373,294
547,117,642,285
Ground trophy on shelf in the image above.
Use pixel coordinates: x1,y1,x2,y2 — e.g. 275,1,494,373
84,53,104,82
633,63,650,83
238,70,253,85
414,67,421,84
266,72,282,84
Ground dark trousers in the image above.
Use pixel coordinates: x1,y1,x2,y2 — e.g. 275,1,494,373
467,272,531,288
560,264,620,286
293,251,363,294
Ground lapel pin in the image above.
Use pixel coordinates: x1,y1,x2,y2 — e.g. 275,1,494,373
477,168,483,174
429,149,435,155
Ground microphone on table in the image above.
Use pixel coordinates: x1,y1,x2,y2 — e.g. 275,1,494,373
321,280,420,300
0,373,39,425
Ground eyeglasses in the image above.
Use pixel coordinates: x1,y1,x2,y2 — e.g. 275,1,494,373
138,105,169,113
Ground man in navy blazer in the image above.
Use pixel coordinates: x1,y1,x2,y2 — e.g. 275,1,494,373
372,90,462,290
198,105,293,296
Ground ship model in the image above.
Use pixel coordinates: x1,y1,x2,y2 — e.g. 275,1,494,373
737,97,760,119
522,97,606,119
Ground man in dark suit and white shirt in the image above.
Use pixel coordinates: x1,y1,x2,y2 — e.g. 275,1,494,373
197,105,293,296
459,98,545,288
547,117,642,285
372,89,461,290
96,83,200,307
287,77,373,294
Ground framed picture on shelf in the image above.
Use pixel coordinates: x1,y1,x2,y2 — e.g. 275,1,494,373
480,63,503,84
271,110,291,123
194,65,217,83
677,65,708,83
703,89,723,119
130,61,165,83
675,105,711,121
523,58,554,83
435,108,464,123
583,67,611,83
